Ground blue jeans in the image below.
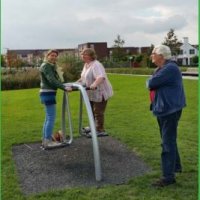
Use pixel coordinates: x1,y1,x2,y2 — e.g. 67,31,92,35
157,110,182,181
40,92,57,140
42,104,56,139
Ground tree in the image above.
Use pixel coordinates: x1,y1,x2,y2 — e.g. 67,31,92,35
57,54,83,81
1,55,6,67
146,44,156,68
113,34,125,48
191,55,198,65
162,28,182,56
133,54,143,68
111,34,126,61
147,44,155,56
6,51,24,69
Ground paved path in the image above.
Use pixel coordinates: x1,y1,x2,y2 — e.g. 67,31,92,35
108,73,198,80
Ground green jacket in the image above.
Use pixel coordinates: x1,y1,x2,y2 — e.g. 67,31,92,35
39,62,65,90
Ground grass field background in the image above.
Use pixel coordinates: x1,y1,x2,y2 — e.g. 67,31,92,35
2,74,198,200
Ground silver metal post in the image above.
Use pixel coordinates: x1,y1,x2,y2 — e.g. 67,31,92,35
63,83,102,181
78,93,83,135
61,92,73,144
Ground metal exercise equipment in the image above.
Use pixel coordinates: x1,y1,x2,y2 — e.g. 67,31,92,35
61,82,102,181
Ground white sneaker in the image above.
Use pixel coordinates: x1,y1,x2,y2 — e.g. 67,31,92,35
42,139,61,149
85,131,109,138
96,131,108,137
82,126,91,133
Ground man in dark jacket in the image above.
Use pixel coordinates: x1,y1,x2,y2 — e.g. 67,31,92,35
146,45,186,187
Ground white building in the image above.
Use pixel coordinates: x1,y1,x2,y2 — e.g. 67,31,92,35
177,37,198,65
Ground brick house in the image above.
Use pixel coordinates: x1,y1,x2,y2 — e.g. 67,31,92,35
6,48,75,67
5,37,198,67
77,42,108,59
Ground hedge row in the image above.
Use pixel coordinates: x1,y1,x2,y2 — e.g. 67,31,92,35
2,68,41,90
105,68,155,75
1,67,187,90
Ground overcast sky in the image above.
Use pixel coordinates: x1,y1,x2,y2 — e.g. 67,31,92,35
2,0,198,52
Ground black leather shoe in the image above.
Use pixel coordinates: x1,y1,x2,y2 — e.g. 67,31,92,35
152,178,176,187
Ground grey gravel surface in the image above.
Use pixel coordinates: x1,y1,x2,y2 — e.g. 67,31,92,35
12,136,151,195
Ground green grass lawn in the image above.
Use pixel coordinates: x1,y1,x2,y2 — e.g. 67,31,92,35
2,75,198,200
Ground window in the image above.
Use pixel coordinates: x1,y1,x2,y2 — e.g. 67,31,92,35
179,50,183,55
189,49,195,54
90,44,94,49
21,54,27,58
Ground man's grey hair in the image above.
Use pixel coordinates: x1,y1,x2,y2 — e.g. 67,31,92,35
152,45,172,60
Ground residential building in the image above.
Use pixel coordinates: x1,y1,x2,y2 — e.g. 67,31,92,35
77,42,108,59
108,46,139,56
4,37,198,67
176,37,198,65
6,48,75,67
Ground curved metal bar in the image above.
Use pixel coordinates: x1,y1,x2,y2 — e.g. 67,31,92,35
63,83,102,181
61,92,73,144
78,93,83,136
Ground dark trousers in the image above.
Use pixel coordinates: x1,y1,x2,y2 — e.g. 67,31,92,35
157,110,182,181
90,100,107,132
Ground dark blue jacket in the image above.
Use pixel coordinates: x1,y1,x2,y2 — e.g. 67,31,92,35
147,60,186,117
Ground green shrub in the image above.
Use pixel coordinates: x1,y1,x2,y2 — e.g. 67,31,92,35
57,54,83,82
1,55,84,90
1,62,188,90
1,68,40,90
102,60,130,68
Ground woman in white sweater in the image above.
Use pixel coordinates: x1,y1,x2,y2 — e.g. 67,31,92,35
78,48,113,136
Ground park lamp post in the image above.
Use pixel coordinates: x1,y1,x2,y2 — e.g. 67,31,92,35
109,50,113,61
129,56,133,68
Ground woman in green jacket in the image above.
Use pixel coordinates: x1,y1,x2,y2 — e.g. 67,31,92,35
39,49,71,149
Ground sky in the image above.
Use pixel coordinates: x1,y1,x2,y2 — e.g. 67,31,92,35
2,0,198,53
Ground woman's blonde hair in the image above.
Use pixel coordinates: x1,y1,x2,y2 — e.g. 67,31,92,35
81,48,97,60
44,49,59,62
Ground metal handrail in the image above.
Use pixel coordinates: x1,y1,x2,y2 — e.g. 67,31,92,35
62,83,102,181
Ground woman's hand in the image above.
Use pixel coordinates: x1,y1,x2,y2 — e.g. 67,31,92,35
90,77,104,90
90,83,97,90
76,78,82,83
65,86,72,92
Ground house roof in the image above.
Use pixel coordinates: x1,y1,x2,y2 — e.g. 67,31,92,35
8,48,74,55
